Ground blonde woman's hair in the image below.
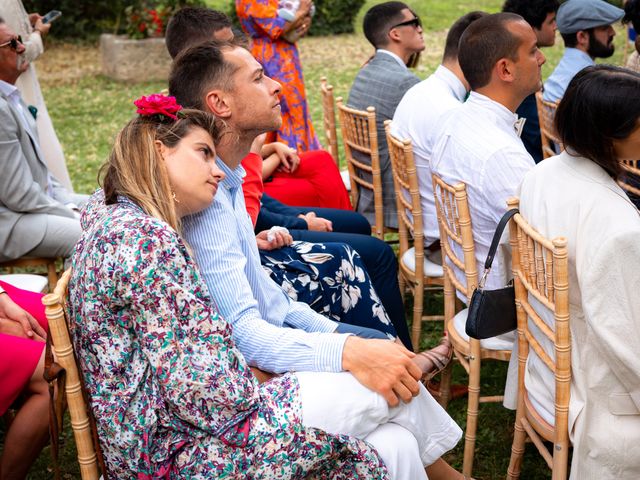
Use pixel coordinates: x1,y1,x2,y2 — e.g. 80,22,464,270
101,108,219,232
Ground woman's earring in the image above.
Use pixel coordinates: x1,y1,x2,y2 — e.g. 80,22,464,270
172,191,180,203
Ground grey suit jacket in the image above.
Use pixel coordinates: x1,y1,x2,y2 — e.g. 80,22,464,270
347,51,420,229
0,89,75,261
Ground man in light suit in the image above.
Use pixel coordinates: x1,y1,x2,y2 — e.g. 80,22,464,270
0,17,85,262
347,1,425,230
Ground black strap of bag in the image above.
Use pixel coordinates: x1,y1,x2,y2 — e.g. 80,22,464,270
480,208,519,283
465,208,519,339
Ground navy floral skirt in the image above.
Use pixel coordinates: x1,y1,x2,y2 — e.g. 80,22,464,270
259,241,397,339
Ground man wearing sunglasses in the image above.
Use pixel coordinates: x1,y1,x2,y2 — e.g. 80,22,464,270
347,1,425,232
0,18,85,264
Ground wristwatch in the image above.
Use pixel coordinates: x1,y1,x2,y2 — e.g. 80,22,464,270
0,284,5,295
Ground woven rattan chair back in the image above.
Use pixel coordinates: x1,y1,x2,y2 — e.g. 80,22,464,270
506,197,571,480
386,121,443,349
618,159,640,204
432,174,512,477
535,91,562,160
43,270,105,480
320,76,340,164
336,97,389,239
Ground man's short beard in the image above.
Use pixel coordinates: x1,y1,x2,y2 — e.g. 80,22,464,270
587,30,615,58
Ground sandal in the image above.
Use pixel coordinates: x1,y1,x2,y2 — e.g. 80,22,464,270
414,336,453,382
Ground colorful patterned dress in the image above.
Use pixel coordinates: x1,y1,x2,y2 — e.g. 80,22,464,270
67,192,388,479
236,0,321,152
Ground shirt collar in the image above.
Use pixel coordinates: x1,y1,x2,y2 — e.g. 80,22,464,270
434,65,467,102
467,91,521,135
376,49,407,69
217,157,246,191
563,48,595,67
0,80,19,99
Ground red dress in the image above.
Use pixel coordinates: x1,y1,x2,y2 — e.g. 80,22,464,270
264,149,352,210
0,280,47,415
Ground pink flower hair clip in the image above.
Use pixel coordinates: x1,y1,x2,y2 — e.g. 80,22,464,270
134,93,183,120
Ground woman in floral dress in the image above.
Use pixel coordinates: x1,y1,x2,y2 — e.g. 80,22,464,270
68,95,463,479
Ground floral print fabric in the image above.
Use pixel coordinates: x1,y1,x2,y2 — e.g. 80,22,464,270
67,191,388,479
260,241,396,339
236,0,321,152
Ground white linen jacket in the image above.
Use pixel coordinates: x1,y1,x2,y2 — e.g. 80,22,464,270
518,151,640,479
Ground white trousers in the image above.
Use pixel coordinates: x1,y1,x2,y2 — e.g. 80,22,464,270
296,371,462,480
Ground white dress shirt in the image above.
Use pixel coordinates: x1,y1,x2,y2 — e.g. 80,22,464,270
431,92,535,292
182,159,349,374
376,49,407,69
392,65,467,246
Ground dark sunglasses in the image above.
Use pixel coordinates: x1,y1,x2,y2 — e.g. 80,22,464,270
0,35,23,51
390,16,421,30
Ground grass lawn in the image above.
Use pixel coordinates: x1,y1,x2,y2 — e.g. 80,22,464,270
5,1,629,478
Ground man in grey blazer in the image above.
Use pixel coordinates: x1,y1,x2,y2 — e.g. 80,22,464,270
347,2,425,229
0,18,85,262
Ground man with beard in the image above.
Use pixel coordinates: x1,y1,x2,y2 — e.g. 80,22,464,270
544,0,623,102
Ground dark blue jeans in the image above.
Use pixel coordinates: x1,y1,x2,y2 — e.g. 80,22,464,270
289,225,412,350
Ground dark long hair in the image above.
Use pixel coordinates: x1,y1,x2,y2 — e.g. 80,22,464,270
554,65,640,179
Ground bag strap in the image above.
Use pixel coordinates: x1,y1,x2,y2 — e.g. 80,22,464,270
478,208,519,286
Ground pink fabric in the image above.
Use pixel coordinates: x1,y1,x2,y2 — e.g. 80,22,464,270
0,280,47,415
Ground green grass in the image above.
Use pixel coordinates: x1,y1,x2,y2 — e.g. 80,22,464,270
4,1,631,477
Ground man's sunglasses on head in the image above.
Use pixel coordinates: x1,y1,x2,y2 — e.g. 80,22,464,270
0,35,23,51
390,16,421,30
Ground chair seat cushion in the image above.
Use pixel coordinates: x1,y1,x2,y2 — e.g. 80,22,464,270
0,274,48,293
401,247,443,277
340,169,351,191
452,307,515,351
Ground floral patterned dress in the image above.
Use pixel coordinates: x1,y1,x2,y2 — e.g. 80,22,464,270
236,0,321,152
67,192,387,479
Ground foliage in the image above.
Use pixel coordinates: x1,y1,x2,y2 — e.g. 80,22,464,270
22,0,202,40
309,0,367,35
125,2,175,39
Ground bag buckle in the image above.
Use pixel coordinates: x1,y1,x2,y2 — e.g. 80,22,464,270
478,268,490,289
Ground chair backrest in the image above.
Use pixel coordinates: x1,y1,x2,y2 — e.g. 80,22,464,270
320,76,340,165
385,120,423,266
535,91,562,160
336,97,384,238
432,174,478,311
43,269,103,480
618,159,640,199
507,197,570,474
0,257,59,292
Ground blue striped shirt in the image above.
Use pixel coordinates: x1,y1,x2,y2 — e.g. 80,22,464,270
182,159,348,373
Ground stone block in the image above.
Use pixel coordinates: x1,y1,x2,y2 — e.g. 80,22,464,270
100,34,171,82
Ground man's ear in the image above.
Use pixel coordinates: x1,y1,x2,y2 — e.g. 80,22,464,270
205,89,232,119
495,57,515,83
576,30,590,49
387,27,401,44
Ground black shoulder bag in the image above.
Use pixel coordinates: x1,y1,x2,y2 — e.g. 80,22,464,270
465,208,519,340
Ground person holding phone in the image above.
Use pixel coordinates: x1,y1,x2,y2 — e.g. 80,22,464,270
0,0,74,191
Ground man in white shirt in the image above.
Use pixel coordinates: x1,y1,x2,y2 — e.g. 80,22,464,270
392,11,487,248
431,12,543,293
347,1,425,229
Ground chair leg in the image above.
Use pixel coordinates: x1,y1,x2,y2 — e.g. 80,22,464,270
437,361,453,408
398,272,406,304
47,262,58,292
410,281,424,351
506,410,527,480
462,352,481,477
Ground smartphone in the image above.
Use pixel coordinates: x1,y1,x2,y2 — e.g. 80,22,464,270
42,10,62,24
